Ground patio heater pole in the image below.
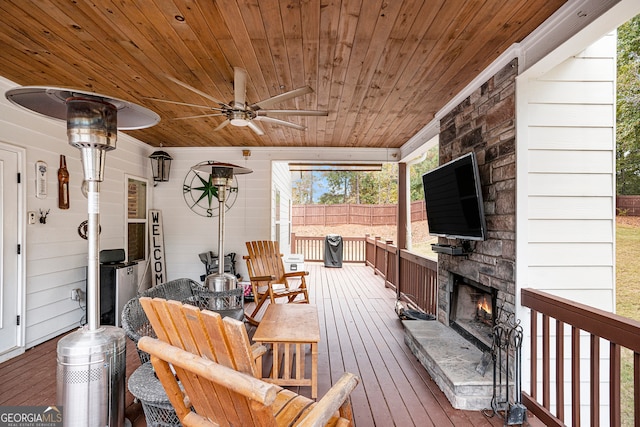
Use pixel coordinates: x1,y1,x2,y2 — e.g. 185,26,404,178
5,87,159,426
191,162,252,303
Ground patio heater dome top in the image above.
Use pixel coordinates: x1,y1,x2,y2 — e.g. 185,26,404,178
191,161,252,176
5,86,160,130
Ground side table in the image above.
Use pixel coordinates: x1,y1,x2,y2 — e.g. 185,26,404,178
253,304,320,398
128,361,180,427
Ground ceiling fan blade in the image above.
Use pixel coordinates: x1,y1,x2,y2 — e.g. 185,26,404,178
214,119,230,131
256,109,328,116
144,97,224,110
247,121,265,135
233,67,247,108
251,86,314,110
173,113,226,120
164,74,228,107
255,116,306,131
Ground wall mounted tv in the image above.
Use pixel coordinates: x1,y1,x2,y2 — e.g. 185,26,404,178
422,152,487,241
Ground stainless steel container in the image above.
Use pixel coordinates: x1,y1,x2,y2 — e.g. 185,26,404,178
204,272,237,293
203,273,244,320
57,326,126,427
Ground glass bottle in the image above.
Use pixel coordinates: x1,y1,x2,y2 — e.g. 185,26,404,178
58,154,70,209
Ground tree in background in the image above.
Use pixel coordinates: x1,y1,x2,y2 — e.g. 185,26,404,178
293,164,399,205
292,171,324,204
291,152,441,206
617,14,640,195
409,146,439,201
318,171,354,204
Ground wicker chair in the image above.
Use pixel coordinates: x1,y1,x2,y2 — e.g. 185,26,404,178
121,278,206,364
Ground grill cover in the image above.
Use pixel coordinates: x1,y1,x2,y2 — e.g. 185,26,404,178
324,234,343,268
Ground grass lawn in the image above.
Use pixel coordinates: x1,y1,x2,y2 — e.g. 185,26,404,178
616,216,640,426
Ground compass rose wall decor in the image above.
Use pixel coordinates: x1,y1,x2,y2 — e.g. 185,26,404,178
183,160,242,217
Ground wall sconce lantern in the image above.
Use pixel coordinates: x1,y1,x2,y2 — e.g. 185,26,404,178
149,149,172,183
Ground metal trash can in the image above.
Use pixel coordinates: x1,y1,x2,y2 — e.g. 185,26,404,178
324,234,343,268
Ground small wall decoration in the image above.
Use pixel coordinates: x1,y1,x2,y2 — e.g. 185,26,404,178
58,154,70,209
182,161,240,217
35,160,47,199
77,220,101,239
39,209,50,224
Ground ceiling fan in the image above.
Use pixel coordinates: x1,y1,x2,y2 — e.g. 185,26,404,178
146,67,328,136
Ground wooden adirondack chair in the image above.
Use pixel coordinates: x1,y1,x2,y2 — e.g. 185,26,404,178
138,297,359,427
244,240,310,325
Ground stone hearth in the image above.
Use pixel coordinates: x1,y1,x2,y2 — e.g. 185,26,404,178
404,320,493,410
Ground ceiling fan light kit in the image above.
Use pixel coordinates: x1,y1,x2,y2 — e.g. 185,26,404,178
147,67,327,135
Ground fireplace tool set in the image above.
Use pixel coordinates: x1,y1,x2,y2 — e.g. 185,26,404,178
485,303,526,425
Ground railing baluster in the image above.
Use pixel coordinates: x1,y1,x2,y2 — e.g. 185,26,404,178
590,334,600,427
572,326,581,427
530,308,538,400
609,342,620,427
556,319,565,422
635,352,640,426
543,314,550,409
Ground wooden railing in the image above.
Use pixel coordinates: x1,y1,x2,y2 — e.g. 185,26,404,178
291,234,366,263
521,288,640,426
364,235,438,316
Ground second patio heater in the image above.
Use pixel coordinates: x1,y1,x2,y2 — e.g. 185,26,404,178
6,87,159,427
192,162,251,317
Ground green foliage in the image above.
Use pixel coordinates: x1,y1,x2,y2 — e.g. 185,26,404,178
616,219,640,426
292,146,437,205
617,15,640,195
292,164,400,205
292,171,315,204
409,147,439,201
316,164,399,204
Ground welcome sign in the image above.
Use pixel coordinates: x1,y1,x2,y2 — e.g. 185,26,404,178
149,210,166,286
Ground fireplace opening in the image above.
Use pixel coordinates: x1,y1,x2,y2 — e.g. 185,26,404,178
449,275,497,352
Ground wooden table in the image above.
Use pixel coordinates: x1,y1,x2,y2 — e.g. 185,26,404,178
253,304,320,398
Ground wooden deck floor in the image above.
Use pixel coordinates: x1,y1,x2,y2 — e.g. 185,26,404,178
0,263,537,426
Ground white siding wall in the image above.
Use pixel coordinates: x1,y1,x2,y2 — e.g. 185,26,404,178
151,150,270,283
0,77,152,348
517,33,616,308
516,33,616,425
272,162,293,252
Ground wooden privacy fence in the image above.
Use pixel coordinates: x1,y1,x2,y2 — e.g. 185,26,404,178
292,201,427,226
617,195,640,216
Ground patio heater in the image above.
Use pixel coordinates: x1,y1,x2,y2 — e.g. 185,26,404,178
6,87,159,426
191,162,251,315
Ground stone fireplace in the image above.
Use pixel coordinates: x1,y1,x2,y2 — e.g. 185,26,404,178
403,59,518,410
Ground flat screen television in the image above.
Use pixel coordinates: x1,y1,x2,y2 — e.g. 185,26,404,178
421,152,487,241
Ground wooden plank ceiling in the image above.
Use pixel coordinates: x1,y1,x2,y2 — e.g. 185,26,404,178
0,0,566,149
